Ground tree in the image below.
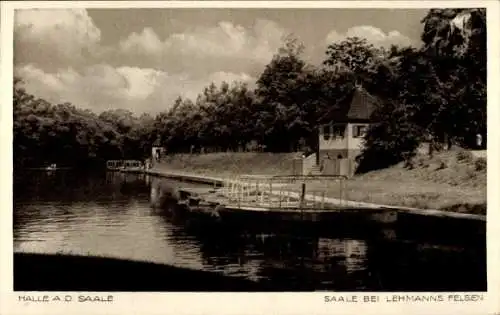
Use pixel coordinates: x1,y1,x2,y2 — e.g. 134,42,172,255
421,8,486,148
357,100,424,173
13,78,138,168
421,9,485,61
356,48,429,172
358,8,487,173
254,34,309,151
323,37,386,87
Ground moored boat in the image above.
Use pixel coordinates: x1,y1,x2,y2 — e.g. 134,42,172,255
26,163,72,171
107,160,144,172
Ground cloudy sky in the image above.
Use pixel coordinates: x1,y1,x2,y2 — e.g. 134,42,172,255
14,8,428,114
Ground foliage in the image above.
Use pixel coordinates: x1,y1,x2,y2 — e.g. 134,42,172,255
420,8,486,147
323,37,386,86
356,99,424,172
13,79,153,168
357,9,486,172
474,157,486,171
13,9,486,173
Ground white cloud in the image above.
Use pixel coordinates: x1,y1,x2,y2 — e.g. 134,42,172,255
325,25,413,48
119,27,164,58
15,64,255,114
118,19,286,65
15,9,102,67
14,9,281,90
167,21,248,57
13,10,272,113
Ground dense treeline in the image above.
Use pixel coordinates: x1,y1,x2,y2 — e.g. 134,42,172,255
13,80,157,168
13,9,486,171
357,8,486,171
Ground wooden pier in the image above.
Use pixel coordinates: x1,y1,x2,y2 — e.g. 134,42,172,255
143,170,485,238
170,175,399,224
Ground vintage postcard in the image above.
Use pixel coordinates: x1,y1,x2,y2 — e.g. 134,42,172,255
0,1,499,314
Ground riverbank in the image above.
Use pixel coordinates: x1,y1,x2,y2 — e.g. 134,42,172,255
14,252,275,291
149,151,486,216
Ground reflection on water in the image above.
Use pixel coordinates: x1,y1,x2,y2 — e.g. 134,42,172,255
13,171,486,291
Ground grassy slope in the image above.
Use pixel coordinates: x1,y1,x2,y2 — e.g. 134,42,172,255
343,150,486,213
155,150,486,214
158,152,301,177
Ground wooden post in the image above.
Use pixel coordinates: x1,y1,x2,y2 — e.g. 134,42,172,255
279,188,282,209
300,182,306,219
300,182,306,210
256,180,259,203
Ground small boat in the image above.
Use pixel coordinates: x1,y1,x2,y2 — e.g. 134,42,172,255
107,160,124,171
107,160,145,172
119,160,145,173
46,163,57,171
26,164,72,171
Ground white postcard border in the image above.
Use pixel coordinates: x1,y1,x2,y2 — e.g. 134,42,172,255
1,1,498,315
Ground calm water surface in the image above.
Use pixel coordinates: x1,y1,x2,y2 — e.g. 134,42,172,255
13,171,486,291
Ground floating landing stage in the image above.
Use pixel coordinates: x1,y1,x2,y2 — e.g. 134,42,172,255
171,175,399,224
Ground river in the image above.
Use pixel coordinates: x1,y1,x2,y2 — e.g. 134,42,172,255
13,170,486,291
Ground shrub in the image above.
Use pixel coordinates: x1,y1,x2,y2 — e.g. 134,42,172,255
456,150,474,162
356,103,422,173
436,160,448,170
475,157,487,171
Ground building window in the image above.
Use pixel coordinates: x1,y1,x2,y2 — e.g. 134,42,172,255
323,125,330,140
353,125,367,138
333,124,345,137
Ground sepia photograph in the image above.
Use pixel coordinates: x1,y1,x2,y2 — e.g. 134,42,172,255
2,1,496,311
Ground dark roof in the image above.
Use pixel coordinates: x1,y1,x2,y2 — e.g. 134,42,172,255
319,87,379,124
347,87,378,120
153,138,162,146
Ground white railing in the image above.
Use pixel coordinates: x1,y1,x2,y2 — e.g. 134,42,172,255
219,174,346,210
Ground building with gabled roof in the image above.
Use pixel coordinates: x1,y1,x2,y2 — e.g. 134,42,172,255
316,85,379,176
